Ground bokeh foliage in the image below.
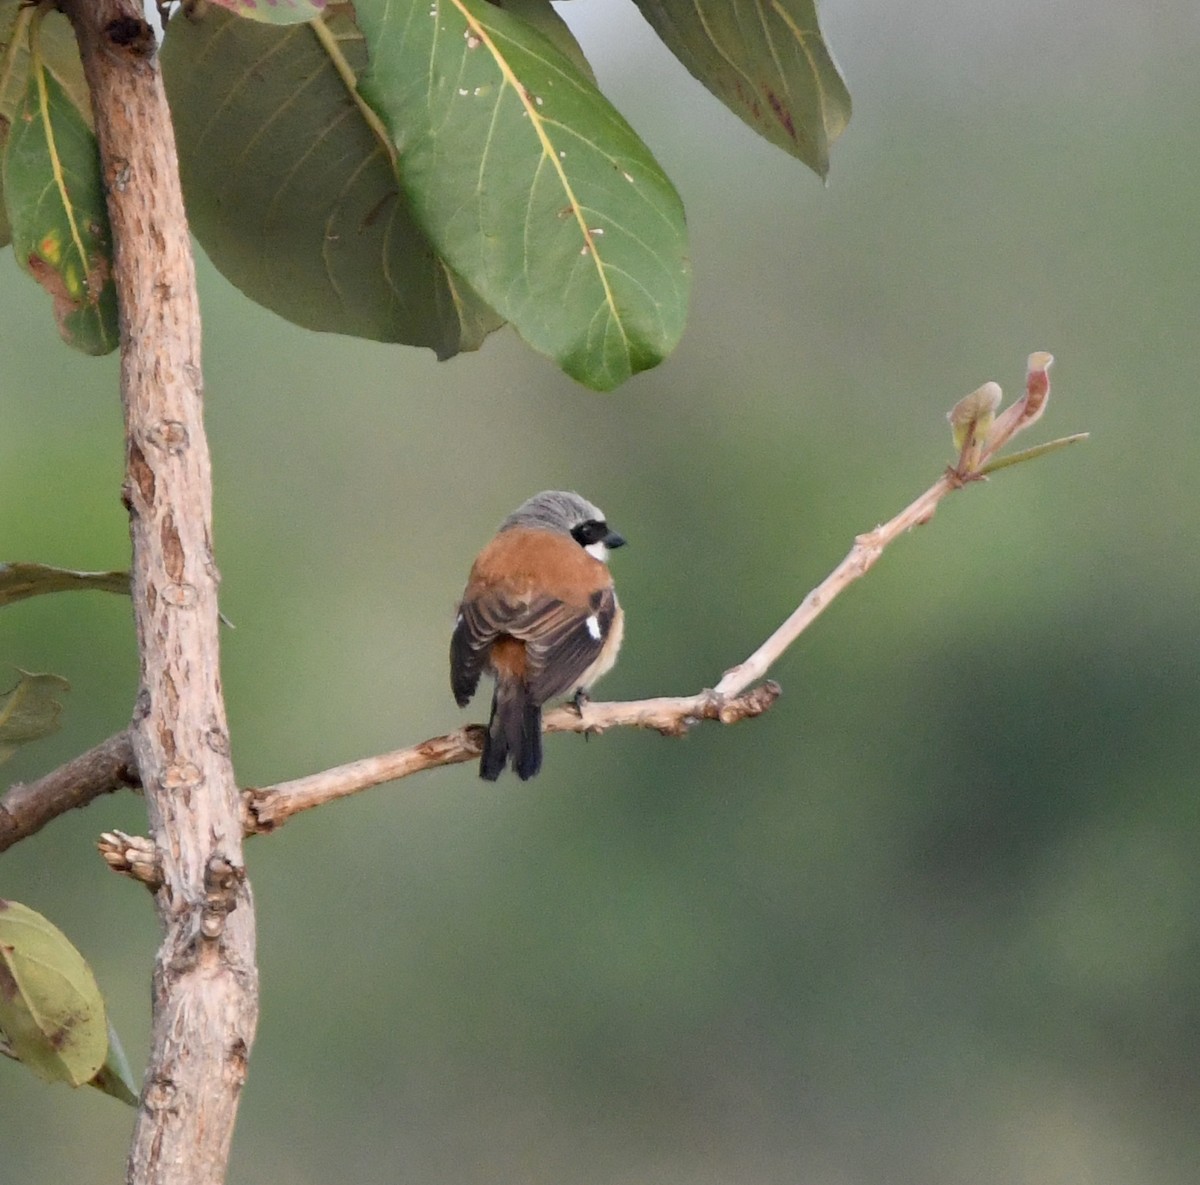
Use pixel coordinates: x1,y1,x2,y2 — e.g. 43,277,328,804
1,2,1198,1184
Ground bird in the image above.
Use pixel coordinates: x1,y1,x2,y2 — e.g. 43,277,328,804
450,490,626,781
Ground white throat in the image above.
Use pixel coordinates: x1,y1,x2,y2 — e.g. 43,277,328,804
584,541,610,563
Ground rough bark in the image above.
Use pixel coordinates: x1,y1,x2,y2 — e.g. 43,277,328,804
0,730,138,852
62,5,258,1184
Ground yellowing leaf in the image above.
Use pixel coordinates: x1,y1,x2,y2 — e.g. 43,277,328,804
0,670,69,764
1,12,118,354
0,900,108,1088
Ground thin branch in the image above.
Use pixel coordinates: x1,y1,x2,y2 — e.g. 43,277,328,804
713,474,963,697
244,683,781,832
0,731,137,853
716,352,1067,696
242,442,977,830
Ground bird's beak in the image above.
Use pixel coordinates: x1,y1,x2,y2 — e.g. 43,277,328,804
605,529,627,549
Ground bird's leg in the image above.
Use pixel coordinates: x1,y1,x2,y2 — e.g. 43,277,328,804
571,688,596,741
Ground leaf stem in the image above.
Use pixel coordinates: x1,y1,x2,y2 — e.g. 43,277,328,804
309,15,396,169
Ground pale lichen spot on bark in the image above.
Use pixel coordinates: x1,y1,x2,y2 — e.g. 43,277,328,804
142,1075,176,1111
147,419,188,455
161,582,198,608
200,912,224,939
161,761,202,792
106,157,131,192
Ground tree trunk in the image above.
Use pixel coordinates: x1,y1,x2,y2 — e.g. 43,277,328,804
63,5,258,1183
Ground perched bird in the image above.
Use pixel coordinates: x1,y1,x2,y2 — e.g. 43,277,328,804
451,491,626,780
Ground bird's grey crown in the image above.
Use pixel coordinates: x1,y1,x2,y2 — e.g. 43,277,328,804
500,490,605,535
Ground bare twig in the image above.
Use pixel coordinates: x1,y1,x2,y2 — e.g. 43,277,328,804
716,352,1069,696
244,683,781,832
63,4,257,1184
0,731,137,853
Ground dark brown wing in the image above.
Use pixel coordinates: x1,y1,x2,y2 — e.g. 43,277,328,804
524,587,619,704
451,587,618,708
450,598,496,707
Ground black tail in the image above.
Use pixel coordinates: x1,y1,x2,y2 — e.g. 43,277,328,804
480,679,543,781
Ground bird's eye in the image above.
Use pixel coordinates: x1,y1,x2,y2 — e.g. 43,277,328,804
571,520,608,547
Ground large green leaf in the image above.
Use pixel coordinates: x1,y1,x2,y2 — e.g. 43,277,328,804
630,0,850,177
0,670,69,764
209,0,327,25
0,900,108,1088
487,0,595,83
162,7,502,359
358,0,690,390
1,12,117,354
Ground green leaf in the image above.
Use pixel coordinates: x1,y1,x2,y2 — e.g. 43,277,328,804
948,381,1002,472
0,563,130,607
0,670,70,764
0,4,91,251
88,1019,139,1106
0,900,108,1088
161,7,502,359
978,433,1090,478
208,0,328,25
1,12,118,354
487,0,595,83
358,0,690,390
630,0,850,177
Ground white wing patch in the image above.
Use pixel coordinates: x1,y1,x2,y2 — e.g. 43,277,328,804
585,614,602,640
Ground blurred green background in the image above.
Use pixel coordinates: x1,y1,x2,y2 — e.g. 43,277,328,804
3,3,1198,1183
